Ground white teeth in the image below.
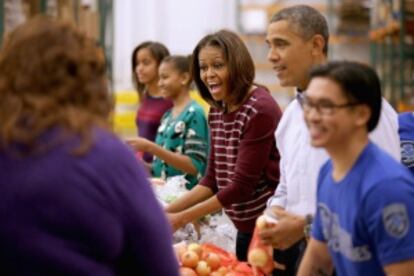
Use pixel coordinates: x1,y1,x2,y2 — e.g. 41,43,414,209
211,85,220,93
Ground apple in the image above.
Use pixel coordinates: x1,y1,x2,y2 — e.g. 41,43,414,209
224,272,243,276
173,242,187,262
204,252,221,270
256,215,267,229
180,250,199,268
179,267,197,276
187,242,202,257
216,266,229,275
248,248,268,267
195,260,211,276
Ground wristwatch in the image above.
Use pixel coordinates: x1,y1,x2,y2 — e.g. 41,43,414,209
303,214,314,241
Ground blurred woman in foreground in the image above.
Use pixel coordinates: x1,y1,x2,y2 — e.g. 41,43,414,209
0,16,178,276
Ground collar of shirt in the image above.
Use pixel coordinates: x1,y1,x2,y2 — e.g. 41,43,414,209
295,89,305,107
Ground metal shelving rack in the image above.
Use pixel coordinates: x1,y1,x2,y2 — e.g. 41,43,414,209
0,0,113,90
98,0,113,89
370,0,414,110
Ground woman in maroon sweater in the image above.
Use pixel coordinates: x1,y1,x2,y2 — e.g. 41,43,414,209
165,29,283,261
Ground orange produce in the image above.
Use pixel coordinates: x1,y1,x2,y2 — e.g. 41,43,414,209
204,252,221,270
173,242,187,262
187,242,203,257
216,266,230,275
201,243,237,267
180,250,199,268
247,227,274,274
179,267,197,276
195,260,211,276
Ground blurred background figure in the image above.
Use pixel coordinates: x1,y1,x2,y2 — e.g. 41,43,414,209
131,41,172,162
0,16,178,276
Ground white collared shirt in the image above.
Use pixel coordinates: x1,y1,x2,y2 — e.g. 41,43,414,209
268,95,401,216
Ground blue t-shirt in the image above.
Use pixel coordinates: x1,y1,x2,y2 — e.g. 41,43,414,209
399,112,414,175
313,142,414,276
0,128,179,276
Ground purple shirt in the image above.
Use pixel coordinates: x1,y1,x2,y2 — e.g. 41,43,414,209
0,128,179,276
136,94,173,162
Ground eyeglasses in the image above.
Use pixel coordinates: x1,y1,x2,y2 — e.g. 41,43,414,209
302,96,360,116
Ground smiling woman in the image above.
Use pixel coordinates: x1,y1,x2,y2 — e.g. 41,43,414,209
165,29,283,262
192,30,256,112
198,46,230,104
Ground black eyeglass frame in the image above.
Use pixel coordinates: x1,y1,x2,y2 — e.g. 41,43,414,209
301,97,361,116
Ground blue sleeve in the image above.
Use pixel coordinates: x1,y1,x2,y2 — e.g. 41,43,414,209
312,204,326,242
311,163,330,242
362,177,414,265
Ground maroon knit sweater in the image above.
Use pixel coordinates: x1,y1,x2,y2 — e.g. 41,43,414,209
200,87,282,233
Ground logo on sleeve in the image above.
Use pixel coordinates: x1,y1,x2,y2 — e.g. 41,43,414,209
382,204,409,239
401,141,414,168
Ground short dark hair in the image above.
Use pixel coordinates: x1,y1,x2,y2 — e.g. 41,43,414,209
309,61,382,132
191,29,255,110
161,55,192,86
131,41,169,94
271,5,329,55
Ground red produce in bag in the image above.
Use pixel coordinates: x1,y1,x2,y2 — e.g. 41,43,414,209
247,221,274,275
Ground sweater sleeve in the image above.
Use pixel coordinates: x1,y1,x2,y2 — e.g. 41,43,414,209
111,145,179,275
216,99,279,207
198,111,218,193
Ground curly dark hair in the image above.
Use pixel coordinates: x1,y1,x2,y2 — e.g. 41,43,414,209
0,15,113,155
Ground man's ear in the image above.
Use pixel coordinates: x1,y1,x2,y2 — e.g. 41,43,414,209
311,34,326,56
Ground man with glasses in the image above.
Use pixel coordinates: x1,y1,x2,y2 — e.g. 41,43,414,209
259,5,400,275
298,61,414,276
